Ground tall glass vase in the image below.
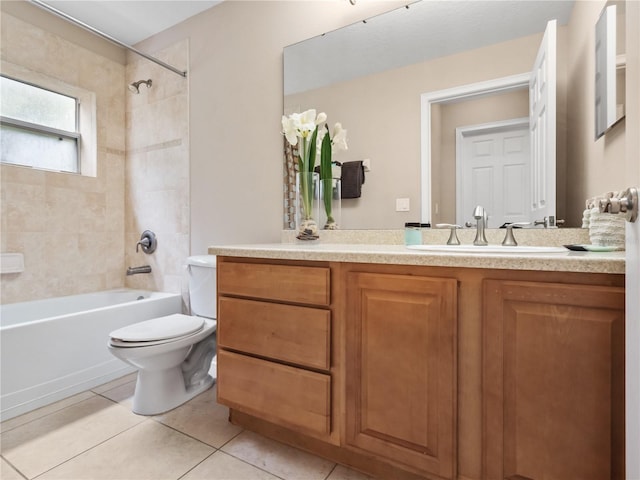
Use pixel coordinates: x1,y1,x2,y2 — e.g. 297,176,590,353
295,172,320,240
320,178,341,230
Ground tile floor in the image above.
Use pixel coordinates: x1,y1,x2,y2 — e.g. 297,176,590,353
0,374,372,480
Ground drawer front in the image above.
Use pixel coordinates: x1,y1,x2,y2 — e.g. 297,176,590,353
218,261,330,306
218,297,330,370
217,350,331,436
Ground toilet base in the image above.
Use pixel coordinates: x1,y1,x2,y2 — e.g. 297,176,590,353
132,366,215,415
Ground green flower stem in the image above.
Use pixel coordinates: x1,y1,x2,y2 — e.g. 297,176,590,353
322,178,333,220
320,128,333,222
301,173,313,221
298,128,318,221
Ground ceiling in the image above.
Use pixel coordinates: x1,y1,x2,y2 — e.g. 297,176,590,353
40,0,223,45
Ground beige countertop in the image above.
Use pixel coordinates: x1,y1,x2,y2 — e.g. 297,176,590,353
208,242,625,274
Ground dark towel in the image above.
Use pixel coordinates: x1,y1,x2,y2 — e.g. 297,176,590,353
341,161,365,199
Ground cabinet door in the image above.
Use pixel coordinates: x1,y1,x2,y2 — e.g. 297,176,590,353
483,280,625,480
345,272,457,479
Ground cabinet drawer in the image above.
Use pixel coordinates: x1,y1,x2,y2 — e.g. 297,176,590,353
218,297,330,370
218,261,330,306
217,350,331,436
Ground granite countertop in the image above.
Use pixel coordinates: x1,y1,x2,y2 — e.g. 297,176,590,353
208,242,625,274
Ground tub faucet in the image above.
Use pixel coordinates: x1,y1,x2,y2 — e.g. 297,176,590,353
473,205,489,246
127,265,152,276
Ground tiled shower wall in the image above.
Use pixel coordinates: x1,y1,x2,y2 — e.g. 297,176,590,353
0,12,189,304
124,41,190,297
0,13,126,304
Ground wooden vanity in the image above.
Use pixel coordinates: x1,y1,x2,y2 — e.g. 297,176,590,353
210,244,625,480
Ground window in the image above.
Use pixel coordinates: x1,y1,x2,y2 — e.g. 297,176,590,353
1,75,81,173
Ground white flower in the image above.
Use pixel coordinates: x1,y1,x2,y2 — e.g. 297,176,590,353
281,115,299,146
282,109,326,145
297,109,318,138
331,123,348,152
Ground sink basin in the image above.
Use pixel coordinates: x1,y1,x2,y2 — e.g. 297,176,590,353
406,244,567,254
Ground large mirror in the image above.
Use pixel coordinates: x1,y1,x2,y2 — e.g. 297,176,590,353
284,0,577,229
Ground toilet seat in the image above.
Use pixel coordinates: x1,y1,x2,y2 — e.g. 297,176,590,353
109,314,204,348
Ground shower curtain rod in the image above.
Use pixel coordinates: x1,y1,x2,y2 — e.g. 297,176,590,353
29,0,187,78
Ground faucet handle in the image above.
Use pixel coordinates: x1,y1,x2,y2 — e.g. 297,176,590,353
534,216,565,228
501,222,531,246
435,223,462,245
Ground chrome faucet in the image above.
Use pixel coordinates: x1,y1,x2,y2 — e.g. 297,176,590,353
473,205,488,246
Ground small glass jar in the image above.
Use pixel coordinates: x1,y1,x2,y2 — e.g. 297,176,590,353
404,222,430,245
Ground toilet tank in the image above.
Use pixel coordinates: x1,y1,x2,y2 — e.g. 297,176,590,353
186,255,217,319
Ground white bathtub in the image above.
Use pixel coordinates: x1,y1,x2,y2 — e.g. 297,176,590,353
0,289,182,421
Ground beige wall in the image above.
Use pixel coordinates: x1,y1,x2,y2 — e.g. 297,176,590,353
565,0,627,223
0,11,126,304
135,1,407,252
124,40,190,296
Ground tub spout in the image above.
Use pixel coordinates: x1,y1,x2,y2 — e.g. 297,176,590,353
127,265,152,275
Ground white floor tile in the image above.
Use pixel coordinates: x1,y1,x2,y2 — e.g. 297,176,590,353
0,396,144,479
221,430,335,480
37,421,213,480
181,450,279,480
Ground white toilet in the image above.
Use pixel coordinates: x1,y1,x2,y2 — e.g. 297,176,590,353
108,255,217,415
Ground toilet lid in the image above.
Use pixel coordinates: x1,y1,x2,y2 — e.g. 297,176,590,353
109,314,204,343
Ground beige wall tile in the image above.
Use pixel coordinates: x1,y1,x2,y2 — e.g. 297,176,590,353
1,12,126,304
125,40,190,294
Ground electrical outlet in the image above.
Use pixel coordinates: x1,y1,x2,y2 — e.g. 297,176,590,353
396,198,410,212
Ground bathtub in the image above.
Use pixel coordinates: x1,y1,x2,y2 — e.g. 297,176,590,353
0,289,182,421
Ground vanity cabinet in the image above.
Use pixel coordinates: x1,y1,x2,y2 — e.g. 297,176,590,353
345,272,457,479
216,258,333,440
483,280,625,480
215,255,625,480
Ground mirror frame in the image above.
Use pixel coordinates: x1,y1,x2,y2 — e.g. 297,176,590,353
420,72,530,224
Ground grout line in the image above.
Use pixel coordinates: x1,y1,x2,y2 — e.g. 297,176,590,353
215,428,245,451
324,463,338,480
149,417,220,450
30,420,150,479
211,450,288,480
0,393,97,434
1,454,29,480
175,450,217,480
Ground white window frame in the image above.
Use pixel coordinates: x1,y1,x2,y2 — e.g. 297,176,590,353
1,61,97,177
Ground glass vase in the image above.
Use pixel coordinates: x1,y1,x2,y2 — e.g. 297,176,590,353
295,172,320,240
320,178,341,230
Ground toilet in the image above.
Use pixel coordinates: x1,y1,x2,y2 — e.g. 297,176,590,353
108,255,217,415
